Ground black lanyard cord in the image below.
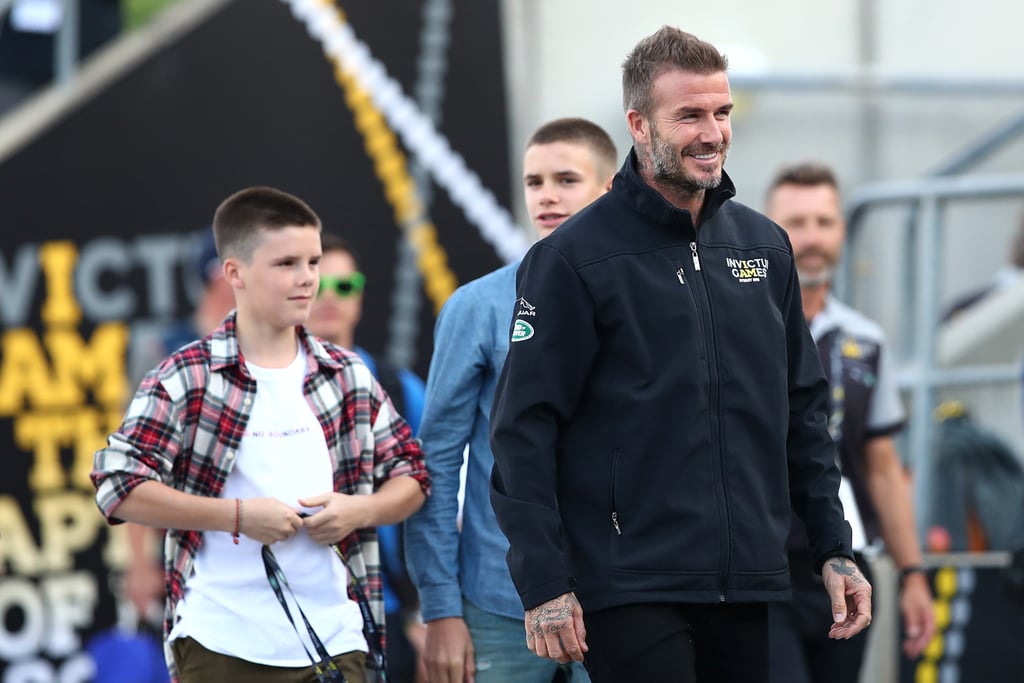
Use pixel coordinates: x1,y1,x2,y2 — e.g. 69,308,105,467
828,331,846,449
261,545,346,683
328,544,388,680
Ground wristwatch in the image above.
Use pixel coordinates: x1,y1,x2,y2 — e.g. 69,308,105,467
899,565,927,585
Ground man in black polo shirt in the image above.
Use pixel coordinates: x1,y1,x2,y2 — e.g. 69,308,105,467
765,161,936,683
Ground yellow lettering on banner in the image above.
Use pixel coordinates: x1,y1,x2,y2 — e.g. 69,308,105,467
34,492,104,573
47,323,128,409
0,495,45,574
17,407,119,493
16,412,68,491
0,323,127,415
0,329,68,414
38,242,81,327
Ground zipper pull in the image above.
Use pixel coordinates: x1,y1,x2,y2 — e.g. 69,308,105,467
676,267,686,284
690,242,701,271
612,512,621,535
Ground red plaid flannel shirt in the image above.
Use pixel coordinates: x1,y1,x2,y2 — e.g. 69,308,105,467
92,313,428,679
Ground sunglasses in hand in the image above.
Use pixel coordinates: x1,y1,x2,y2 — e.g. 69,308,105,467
317,272,366,298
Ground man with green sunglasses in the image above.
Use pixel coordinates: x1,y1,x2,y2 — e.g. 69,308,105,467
318,271,366,299
307,232,429,683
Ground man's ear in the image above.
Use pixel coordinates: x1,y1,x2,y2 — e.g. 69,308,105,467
626,109,649,145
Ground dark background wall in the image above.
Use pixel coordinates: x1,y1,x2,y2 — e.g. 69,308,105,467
0,1,510,676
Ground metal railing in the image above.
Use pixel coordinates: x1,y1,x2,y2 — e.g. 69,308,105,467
840,173,1024,514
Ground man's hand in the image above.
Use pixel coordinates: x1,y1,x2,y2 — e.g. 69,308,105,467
822,556,873,640
900,571,935,657
525,592,588,664
404,618,428,683
423,617,476,683
122,555,164,618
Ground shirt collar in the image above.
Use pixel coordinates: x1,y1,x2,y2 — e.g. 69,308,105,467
207,309,346,374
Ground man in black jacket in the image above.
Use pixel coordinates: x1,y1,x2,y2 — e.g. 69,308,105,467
489,26,872,683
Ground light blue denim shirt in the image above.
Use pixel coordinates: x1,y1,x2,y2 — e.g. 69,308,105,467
405,261,522,621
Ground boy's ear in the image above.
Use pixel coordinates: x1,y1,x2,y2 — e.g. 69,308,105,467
223,257,244,290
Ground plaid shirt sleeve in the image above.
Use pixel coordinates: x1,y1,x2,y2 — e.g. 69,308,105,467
367,372,430,493
92,371,184,521
305,337,428,672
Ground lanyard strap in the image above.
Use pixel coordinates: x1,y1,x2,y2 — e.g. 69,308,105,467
261,545,346,683
328,544,388,680
828,331,846,448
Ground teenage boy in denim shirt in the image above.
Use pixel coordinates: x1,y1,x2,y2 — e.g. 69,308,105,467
405,118,616,683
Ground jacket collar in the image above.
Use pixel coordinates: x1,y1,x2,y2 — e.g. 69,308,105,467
617,147,736,228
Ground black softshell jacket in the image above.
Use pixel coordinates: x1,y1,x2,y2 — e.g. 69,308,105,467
490,152,853,613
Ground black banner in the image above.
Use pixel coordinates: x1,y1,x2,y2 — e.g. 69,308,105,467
0,1,509,678
900,560,1024,683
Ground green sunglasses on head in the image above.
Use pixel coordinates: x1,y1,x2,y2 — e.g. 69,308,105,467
317,272,366,298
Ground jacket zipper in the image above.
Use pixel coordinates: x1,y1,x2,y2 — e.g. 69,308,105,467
610,449,621,535
686,237,731,602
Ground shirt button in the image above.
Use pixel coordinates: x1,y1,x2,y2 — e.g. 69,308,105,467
243,397,252,406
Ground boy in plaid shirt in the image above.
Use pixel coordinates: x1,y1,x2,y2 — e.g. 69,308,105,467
93,186,428,682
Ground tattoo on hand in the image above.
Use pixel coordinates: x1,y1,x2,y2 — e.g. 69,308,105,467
828,558,856,576
530,594,577,636
828,558,868,586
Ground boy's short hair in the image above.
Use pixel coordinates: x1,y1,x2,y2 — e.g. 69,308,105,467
526,117,618,178
622,26,728,117
213,186,322,263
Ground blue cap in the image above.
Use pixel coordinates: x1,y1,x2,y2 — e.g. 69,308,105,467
195,229,221,285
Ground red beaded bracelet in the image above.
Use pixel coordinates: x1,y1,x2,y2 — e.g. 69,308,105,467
232,498,242,545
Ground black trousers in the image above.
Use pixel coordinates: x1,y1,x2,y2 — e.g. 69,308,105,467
582,602,770,683
384,611,417,683
768,553,873,683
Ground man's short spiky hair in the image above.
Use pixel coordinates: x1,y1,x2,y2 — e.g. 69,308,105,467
526,117,618,176
212,186,321,262
320,231,361,270
622,26,728,117
766,162,840,202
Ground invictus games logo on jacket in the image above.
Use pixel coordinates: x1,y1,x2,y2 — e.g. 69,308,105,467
726,257,769,283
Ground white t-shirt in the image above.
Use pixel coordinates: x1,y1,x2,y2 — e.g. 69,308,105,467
169,348,366,665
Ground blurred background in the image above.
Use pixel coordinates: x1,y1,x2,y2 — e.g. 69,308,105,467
0,1,1021,681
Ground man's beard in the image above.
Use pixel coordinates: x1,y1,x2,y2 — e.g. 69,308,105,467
644,123,729,195
795,266,835,289
795,249,837,288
